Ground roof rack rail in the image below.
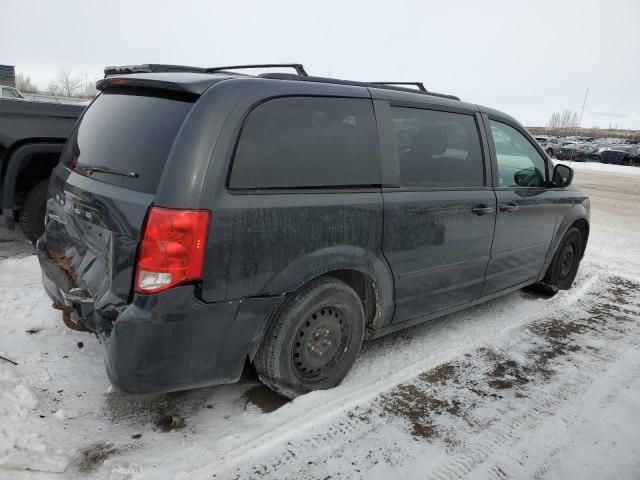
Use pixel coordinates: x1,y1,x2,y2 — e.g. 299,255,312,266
102,63,459,100
370,82,426,92
259,73,460,101
204,63,308,76
104,64,207,77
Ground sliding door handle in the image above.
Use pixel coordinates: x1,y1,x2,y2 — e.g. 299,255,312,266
499,202,520,213
471,204,495,216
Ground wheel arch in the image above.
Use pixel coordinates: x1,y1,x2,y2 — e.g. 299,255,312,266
247,248,396,360
570,217,590,257
539,206,590,281
1,142,64,227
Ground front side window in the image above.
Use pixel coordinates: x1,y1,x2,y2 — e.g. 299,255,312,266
391,107,484,187
490,120,547,188
229,96,380,189
3,87,21,98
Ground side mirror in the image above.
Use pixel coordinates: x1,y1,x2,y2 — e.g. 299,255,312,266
553,164,574,188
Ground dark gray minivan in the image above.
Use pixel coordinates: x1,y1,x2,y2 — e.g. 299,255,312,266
38,64,589,398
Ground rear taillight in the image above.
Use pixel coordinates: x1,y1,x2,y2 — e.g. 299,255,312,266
134,207,211,294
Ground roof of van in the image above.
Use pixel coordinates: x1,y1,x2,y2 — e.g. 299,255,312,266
97,67,460,101
96,70,517,126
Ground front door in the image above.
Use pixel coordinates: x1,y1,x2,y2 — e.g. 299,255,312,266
483,118,559,294
381,105,496,322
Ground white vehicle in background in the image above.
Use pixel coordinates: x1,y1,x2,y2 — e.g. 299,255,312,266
1,85,29,101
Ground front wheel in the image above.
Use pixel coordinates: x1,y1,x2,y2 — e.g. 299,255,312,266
546,148,554,158
534,227,584,294
254,277,365,398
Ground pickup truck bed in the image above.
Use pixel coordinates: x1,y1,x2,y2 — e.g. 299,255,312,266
0,99,84,241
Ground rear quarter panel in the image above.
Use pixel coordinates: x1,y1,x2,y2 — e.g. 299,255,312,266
201,191,387,301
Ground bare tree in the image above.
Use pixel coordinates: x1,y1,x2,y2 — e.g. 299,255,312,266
52,69,82,97
46,82,61,95
15,73,39,93
81,80,98,98
546,110,580,136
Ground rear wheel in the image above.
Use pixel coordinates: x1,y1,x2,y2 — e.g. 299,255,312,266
534,227,583,294
19,180,48,243
255,277,365,399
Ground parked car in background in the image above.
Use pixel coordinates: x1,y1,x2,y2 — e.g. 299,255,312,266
37,63,589,399
557,144,600,162
0,96,84,241
1,85,28,101
536,137,562,157
600,145,640,166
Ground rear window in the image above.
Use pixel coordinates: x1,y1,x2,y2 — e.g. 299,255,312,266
61,90,193,194
229,96,380,189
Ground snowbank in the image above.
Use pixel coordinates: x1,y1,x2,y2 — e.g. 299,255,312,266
559,160,640,176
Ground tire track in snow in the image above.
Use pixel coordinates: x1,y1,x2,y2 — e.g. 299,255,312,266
210,276,640,480
182,274,604,480
426,278,640,480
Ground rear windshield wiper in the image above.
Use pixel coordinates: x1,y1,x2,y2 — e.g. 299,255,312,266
75,164,139,178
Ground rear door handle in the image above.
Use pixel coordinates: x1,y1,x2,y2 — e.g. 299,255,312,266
499,202,520,213
471,204,495,216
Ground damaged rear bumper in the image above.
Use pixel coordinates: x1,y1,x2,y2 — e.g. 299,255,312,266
36,237,98,332
37,236,281,394
105,287,280,394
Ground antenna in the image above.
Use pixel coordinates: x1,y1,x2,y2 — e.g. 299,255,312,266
579,87,589,127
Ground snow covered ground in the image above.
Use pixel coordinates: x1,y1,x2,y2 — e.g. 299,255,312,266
0,164,639,479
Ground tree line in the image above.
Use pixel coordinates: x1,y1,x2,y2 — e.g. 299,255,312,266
529,110,639,141
16,69,97,98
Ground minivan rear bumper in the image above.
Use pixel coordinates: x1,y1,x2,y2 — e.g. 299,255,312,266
104,287,280,394
37,238,280,394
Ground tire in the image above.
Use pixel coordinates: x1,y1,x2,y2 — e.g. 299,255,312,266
254,277,365,398
19,180,48,243
546,148,554,158
535,227,583,294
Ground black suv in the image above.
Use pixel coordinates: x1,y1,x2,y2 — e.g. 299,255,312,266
37,64,589,398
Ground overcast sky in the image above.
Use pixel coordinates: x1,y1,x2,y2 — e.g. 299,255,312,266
3,0,639,128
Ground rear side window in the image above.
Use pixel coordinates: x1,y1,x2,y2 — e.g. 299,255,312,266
61,90,193,194
229,96,380,189
391,107,485,187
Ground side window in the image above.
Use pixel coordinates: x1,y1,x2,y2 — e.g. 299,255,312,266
229,96,380,189
489,120,547,188
391,107,484,187
3,88,19,98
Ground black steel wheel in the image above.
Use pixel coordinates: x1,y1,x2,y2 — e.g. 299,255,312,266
557,241,577,283
292,305,352,379
534,226,584,294
255,277,365,398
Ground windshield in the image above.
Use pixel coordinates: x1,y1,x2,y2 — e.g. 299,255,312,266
60,90,194,194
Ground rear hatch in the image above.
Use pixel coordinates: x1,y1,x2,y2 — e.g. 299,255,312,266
43,88,195,328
